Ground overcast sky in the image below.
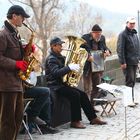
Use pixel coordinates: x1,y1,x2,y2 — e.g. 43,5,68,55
1,0,140,28
1,0,140,15
78,0,140,15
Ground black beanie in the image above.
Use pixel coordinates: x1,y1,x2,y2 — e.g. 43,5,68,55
92,24,102,32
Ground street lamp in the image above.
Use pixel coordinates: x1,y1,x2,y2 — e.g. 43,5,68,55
137,10,140,39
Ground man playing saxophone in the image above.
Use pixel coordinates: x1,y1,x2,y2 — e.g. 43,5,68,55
0,5,30,140
45,37,107,129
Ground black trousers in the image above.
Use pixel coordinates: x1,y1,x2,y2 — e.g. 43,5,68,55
24,87,51,124
56,85,97,122
123,65,138,87
123,65,138,101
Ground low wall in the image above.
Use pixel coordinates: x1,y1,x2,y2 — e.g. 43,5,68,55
103,55,125,85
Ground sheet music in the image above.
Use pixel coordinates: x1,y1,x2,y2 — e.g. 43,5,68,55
97,83,122,94
97,83,133,107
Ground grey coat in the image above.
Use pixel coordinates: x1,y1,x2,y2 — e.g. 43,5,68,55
0,20,24,92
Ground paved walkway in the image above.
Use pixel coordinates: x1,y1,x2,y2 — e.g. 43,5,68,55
17,82,140,140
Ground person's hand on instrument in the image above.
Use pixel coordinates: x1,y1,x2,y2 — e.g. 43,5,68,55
16,61,28,72
104,50,111,58
87,55,94,62
68,63,80,72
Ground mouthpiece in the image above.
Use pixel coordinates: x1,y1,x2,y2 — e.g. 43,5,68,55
62,49,72,51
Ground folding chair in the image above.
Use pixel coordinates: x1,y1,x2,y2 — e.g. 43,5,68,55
22,98,33,140
22,98,43,140
93,95,121,117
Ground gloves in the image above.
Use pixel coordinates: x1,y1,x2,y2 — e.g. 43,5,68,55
16,61,28,72
24,44,36,53
31,44,36,53
68,63,80,72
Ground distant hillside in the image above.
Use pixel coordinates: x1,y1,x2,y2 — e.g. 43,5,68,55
95,7,134,35
1,0,138,36
64,0,137,35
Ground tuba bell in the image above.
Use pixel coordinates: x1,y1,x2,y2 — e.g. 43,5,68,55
63,35,88,87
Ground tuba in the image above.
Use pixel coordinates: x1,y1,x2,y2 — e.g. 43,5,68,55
18,23,38,82
63,35,88,87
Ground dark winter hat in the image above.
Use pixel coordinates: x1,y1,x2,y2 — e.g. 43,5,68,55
92,24,102,32
50,37,65,46
7,5,30,18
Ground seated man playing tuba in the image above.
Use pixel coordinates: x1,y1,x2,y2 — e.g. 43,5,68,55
45,37,107,128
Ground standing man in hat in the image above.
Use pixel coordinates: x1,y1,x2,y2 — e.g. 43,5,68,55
81,24,111,108
117,17,140,106
0,5,30,140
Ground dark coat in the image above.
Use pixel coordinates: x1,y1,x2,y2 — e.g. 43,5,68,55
45,50,71,91
117,27,140,65
81,33,110,76
0,20,24,92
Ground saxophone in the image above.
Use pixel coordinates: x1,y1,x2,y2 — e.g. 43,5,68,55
63,35,88,87
18,23,38,81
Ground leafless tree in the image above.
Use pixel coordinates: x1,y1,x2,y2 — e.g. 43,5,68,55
8,0,63,63
63,2,103,36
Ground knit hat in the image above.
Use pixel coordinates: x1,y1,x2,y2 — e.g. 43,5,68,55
92,24,102,32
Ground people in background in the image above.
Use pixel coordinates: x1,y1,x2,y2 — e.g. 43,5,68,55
81,24,111,109
117,17,140,106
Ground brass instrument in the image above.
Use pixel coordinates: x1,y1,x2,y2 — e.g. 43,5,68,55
18,23,38,81
91,50,104,72
63,35,88,87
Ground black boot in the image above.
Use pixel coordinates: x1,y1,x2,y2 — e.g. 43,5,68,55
38,124,59,134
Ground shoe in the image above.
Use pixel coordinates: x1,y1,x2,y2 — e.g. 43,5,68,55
128,103,136,108
29,116,46,125
134,102,139,105
70,121,86,129
90,117,107,125
38,124,59,134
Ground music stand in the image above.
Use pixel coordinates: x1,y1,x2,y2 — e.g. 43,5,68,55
122,107,130,140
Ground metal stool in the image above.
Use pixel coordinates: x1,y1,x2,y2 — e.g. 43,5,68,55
22,98,43,140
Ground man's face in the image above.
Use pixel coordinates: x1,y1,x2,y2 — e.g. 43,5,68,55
11,14,25,27
91,31,102,42
52,44,63,53
127,22,136,30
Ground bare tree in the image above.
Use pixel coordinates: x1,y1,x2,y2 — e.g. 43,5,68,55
8,0,63,63
63,2,103,36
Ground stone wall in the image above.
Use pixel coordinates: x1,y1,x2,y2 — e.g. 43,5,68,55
103,55,125,85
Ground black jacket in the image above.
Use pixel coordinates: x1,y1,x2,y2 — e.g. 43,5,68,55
117,27,140,65
81,33,110,76
45,50,71,90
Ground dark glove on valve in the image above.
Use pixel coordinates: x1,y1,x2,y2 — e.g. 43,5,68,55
16,61,28,72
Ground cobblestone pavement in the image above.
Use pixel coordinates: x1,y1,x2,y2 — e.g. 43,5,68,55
17,83,140,140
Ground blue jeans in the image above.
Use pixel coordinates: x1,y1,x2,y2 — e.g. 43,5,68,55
24,86,51,125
